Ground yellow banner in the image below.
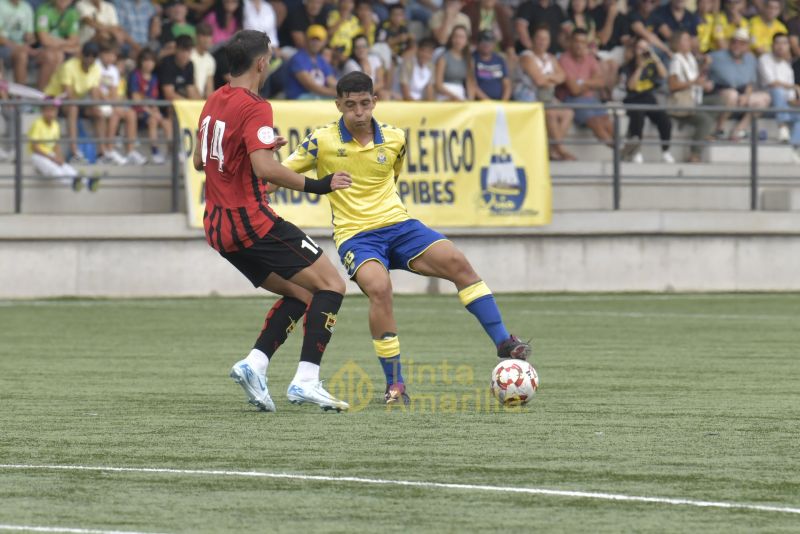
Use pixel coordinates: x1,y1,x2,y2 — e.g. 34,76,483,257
174,100,551,229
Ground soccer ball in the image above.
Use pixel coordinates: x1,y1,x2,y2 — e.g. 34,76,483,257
490,359,539,406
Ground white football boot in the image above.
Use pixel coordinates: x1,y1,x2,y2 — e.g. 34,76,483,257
229,361,275,412
286,380,349,412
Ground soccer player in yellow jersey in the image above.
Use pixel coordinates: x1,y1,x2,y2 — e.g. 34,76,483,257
283,72,531,405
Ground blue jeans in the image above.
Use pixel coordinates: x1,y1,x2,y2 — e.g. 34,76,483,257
769,88,800,146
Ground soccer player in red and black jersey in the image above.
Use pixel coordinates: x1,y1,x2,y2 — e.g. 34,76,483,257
193,30,351,412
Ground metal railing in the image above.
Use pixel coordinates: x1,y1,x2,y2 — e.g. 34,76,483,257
1,98,180,214
546,102,800,210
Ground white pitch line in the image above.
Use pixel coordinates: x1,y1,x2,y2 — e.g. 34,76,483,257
1,464,798,516
0,525,168,534
519,309,800,321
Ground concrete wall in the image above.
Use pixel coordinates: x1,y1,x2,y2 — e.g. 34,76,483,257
2,212,800,298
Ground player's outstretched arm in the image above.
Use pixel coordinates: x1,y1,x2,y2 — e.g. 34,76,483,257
250,149,352,193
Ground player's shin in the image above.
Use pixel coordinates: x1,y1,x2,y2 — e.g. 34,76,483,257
253,297,308,360
374,334,403,385
292,290,344,382
458,280,511,346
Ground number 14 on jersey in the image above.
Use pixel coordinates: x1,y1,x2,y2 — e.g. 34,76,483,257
200,115,225,172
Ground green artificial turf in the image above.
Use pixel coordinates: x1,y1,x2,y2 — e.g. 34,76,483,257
1,294,799,533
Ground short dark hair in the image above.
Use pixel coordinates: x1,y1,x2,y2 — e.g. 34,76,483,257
225,30,271,76
196,22,213,36
136,47,157,69
337,71,373,97
388,3,405,13
418,37,437,50
176,34,194,51
772,32,789,44
571,27,589,39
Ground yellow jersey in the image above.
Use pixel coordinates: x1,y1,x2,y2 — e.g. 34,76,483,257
749,16,787,52
283,116,409,248
27,116,60,157
45,57,101,98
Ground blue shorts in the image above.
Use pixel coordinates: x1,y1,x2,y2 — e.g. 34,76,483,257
337,219,447,279
564,95,607,126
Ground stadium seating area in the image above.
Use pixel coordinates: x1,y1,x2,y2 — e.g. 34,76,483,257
0,0,798,203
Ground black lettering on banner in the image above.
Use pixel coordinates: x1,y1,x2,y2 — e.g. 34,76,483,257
397,179,456,205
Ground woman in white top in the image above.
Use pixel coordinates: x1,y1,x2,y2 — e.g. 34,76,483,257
341,34,387,98
515,26,575,161
243,0,280,47
667,30,714,163
400,37,436,101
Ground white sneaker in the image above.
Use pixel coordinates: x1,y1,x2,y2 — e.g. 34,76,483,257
631,152,644,164
661,151,675,164
287,380,349,412
0,147,11,162
126,150,147,165
151,151,166,165
101,149,127,165
229,361,275,412
778,125,791,143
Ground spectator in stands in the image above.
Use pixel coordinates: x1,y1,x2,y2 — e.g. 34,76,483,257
128,47,171,164
758,33,800,146
114,0,157,56
278,0,331,51
192,22,215,97
749,0,786,56
327,0,360,59
787,12,800,59
342,34,386,96
473,30,511,101
668,30,714,163
593,0,629,93
0,0,36,84
557,28,613,145
158,33,201,99
707,28,770,140
407,0,437,26
565,0,617,98
515,25,575,160
620,36,673,163
399,36,435,101
463,0,515,56
434,24,475,100
204,0,243,48
96,41,145,165
285,24,337,99
376,4,413,61
155,1,196,58
629,0,672,60
354,0,377,45
28,99,88,191
243,0,280,47
76,0,127,47
515,0,567,54
44,41,102,163
696,0,725,53
654,0,700,52
430,0,471,46
718,0,748,47
35,0,81,90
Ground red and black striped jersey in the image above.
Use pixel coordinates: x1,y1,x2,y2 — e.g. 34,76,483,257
199,84,280,253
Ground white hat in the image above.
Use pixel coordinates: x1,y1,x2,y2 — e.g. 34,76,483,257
732,28,751,42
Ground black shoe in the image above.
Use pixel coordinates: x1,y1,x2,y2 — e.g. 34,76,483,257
497,336,532,361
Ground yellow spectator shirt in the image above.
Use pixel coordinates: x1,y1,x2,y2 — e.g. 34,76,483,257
718,13,748,43
45,57,101,98
27,116,60,157
327,10,363,57
697,12,726,52
749,16,787,52
283,117,409,248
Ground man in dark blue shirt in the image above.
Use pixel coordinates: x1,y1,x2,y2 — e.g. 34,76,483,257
654,0,700,45
473,31,511,101
285,24,337,100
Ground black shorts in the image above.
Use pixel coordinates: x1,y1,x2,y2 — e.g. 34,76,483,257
219,219,323,287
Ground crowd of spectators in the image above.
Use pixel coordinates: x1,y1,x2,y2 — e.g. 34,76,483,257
1,0,799,168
